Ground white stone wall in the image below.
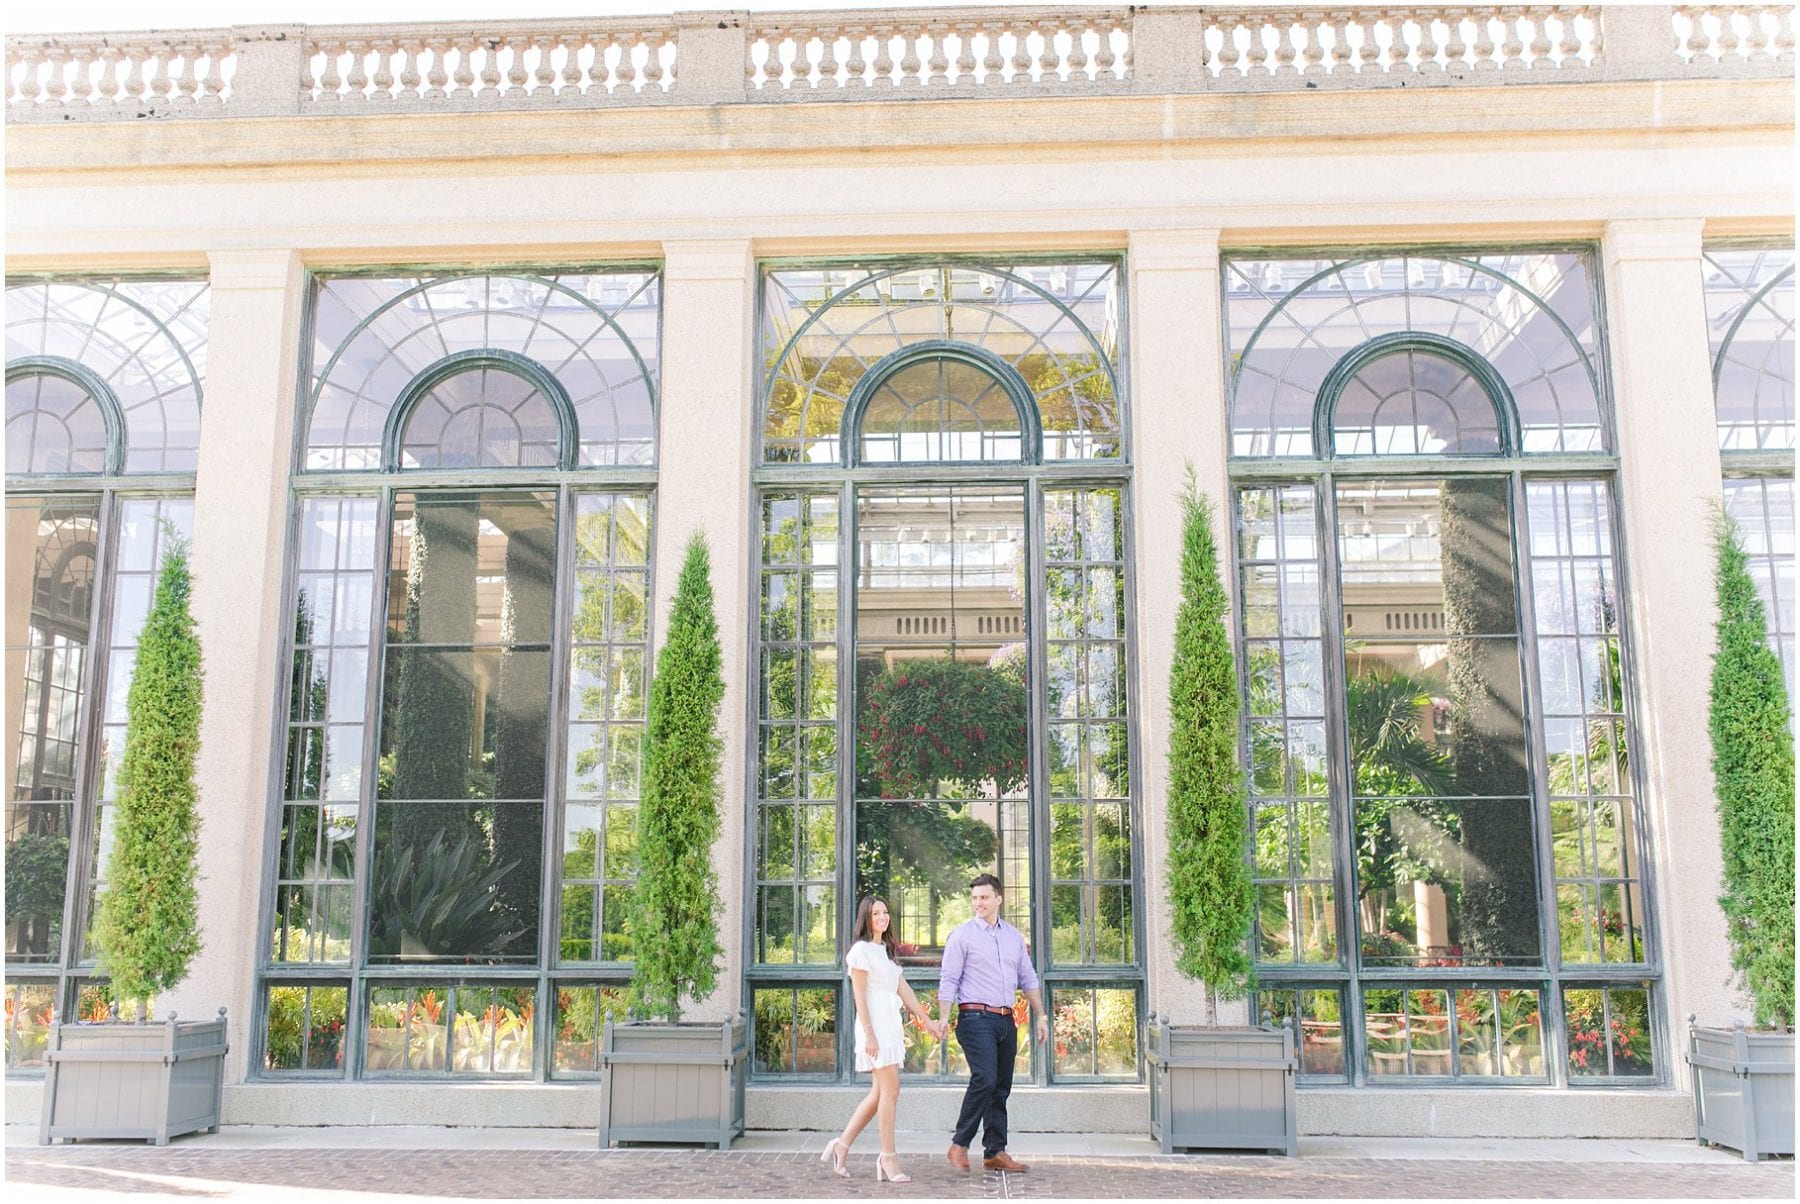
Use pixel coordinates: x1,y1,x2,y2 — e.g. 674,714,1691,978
4,22,1792,1132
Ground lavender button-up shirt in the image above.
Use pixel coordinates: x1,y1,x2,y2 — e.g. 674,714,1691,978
939,916,1038,1008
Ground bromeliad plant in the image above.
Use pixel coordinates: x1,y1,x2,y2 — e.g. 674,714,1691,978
626,534,726,1021
1165,474,1255,1020
1709,513,1796,1029
92,532,204,1022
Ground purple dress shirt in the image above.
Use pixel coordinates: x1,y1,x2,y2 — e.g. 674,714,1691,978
939,916,1038,1008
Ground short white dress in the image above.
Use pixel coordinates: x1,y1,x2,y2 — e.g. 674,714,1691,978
846,939,907,1071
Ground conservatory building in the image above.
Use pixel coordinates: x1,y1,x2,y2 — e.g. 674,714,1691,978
3,4,1794,1139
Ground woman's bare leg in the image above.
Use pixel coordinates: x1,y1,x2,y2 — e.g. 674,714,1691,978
838,1080,880,1149
875,1066,901,1155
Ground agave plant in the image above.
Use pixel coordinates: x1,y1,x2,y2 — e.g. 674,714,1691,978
366,830,529,962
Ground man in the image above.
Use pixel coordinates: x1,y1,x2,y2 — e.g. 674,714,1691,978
936,874,1048,1174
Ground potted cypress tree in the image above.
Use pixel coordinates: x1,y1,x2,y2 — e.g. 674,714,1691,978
1687,513,1794,1161
598,534,746,1149
38,533,227,1146
1147,475,1298,1156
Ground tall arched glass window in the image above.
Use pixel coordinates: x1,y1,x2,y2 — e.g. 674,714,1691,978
1705,246,1795,705
1226,249,1659,1091
750,258,1141,1087
4,277,205,1071
258,268,658,1081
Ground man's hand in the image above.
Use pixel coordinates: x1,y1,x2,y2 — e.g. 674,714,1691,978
1035,1014,1049,1046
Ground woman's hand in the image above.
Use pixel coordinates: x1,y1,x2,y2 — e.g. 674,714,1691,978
864,1026,878,1058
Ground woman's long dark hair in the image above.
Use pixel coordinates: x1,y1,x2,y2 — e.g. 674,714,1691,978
852,896,899,961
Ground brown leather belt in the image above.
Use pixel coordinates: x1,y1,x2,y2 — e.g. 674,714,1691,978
957,1003,1012,1016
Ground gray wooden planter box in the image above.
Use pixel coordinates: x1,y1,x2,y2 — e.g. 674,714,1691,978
597,1015,747,1150
1687,1018,1794,1161
38,1011,229,1146
1147,1016,1298,1156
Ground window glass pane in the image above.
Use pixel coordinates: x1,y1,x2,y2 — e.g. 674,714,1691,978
1332,348,1502,455
5,497,100,966
1260,986,1346,1078
4,980,58,1071
1704,248,1794,451
752,985,839,1076
1227,253,1601,457
1563,983,1655,1079
763,261,1120,464
551,984,629,1075
399,365,562,469
854,488,1032,965
5,372,110,474
6,280,209,473
860,356,1023,464
1048,984,1138,1080
307,273,658,470
263,983,348,1073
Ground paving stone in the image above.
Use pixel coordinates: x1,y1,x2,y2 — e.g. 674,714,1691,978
5,1147,1792,1200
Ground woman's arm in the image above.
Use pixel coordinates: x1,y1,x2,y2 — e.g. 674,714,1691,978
896,975,933,1027
850,966,877,1058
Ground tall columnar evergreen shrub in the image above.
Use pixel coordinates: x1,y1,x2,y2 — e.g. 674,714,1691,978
93,535,204,1019
1709,515,1795,1028
1166,477,1255,1013
628,534,726,1020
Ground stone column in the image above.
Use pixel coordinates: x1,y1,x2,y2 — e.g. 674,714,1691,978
1126,229,1247,1026
1600,219,1737,1058
653,239,757,1022
159,250,307,1075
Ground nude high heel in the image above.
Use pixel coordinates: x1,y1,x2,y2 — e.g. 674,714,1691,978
819,1137,850,1177
875,1153,911,1184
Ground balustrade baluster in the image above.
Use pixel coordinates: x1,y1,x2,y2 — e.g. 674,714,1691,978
1036,22,1061,80
1500,9,1528,69
1010,24,1035,82
1094,17,1119,79
1556,10,1582,66
926,22,950,85
556,35,582,95
450,38,475,98
845,29,870,87
399,41,426,101
1272,16,1300,76
1775,7,1797,59
1443,12,1470,70
343,40,369,103
872,26,897,85
1473,10,1500,68
953,23,977,84
981,24,1005,82
1245,16,1272,76
898,24,923,86
819,29,843,88
1068,21,1091,80
650,31,672,89
1529,12,1555,67
201,42,227,103
1325,14,1354,74
317,42,345,100
96,46,124,103
1418,11,1446,74
1718,8,1744,60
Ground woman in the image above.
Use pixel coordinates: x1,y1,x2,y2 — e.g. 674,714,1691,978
819,896,944,1183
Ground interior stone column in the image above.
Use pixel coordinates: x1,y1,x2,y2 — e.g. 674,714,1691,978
160,250,307,1078
653,239,757,1023
1600,219,1737,1060
1126,229,1247,1026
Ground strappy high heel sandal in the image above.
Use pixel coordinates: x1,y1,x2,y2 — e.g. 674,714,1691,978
875,1152,911,1184
819,1137,850,1177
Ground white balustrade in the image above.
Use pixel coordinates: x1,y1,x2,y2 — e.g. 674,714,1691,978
7,33,236,109
4,6,1789,121
1198,6,1602,81
301,23,676,105
746,7,1129,90
1673,5,1797,66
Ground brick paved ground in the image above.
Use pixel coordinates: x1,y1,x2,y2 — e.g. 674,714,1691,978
6,1146,1793,1200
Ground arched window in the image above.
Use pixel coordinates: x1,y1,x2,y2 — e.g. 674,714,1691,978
1705,249,1795,452
1227,254,1602,458
306,272,658,470
762,261,1121,464
5,281,207,473
849,345,1039,465
259,267,660,1083
388,354,574,471
1318,337,1514,457
5,361,121,475
751,258,1140,1088
1225,247,1657,1091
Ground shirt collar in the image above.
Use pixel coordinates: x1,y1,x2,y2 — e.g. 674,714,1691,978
972,915,1002,932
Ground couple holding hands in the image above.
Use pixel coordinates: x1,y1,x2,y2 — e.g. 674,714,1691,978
818,874,1046,1184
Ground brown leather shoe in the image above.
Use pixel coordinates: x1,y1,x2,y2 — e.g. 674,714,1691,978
946,1143,970,1170
984,1152,1030,1172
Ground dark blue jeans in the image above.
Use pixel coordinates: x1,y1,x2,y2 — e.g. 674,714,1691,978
951,1010,1016,1157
